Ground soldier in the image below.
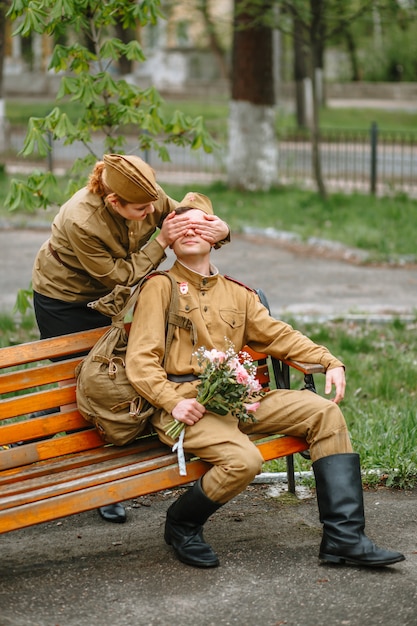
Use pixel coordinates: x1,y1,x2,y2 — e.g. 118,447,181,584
125,192,405,569
31,157,230,524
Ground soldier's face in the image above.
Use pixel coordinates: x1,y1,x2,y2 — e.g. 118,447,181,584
171,209,212,259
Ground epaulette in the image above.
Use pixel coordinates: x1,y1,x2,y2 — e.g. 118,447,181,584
145,270,170,281
224,275,256,292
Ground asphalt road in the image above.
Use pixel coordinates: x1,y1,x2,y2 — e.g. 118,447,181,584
1,226,417,321
0,484,416,626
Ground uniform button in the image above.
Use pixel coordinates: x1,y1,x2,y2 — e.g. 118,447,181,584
202,278,208,286
204,306,208,312
185,305,190,311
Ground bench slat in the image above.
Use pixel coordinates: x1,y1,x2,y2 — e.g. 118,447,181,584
1,385,76,420
0,435,308,534
0,436,162,486
0,410,89,446
0,358,82,395
0,326,110,368
0,430,105,470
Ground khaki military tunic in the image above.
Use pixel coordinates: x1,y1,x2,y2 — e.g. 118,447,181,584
32,184,177,302
126,260,353,503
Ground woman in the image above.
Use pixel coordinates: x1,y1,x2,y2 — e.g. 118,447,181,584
31,153,230,523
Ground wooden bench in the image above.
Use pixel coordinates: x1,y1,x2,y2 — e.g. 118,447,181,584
0,326,324,536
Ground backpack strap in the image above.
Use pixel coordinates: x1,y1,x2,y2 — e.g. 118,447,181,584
111,271,190,365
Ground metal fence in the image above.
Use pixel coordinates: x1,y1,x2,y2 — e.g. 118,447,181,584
278,125,417,196
4,124,417,196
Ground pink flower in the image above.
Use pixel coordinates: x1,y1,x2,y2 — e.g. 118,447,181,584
248,378,263,393
235,364,250,385
204,349,226,363
245,402,261,413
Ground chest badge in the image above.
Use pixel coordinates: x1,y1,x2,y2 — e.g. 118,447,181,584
179,282,189,295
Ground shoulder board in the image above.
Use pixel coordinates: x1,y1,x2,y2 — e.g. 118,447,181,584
224,275,256,292
145,270,170,281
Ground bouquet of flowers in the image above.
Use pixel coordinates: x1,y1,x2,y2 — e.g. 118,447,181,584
165,339,263,441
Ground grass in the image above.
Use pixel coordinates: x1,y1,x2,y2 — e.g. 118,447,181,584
6,97,417,136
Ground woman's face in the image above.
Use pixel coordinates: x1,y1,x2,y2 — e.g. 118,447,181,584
110,195,155,221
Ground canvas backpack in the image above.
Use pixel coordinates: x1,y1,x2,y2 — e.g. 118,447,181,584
75,271,180,446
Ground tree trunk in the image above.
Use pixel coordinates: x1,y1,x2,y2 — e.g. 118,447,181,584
0,1,9,154
228,0,277,191
198,0,230,81
114,20,135,75
293,12,310,129
345,28,361,81
309,0,327,199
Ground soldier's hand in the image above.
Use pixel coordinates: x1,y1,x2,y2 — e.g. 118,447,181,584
171,398,206,425
325,366,346,404
156,211,192,248
191,214,229,244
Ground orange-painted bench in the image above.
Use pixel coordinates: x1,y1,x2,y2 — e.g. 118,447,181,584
0,326,324,535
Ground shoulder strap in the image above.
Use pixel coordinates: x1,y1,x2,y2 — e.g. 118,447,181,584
224,275,256,292
161,273,179,366
112,271,181,365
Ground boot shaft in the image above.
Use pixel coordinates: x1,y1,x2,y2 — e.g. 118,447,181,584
167,479,222,527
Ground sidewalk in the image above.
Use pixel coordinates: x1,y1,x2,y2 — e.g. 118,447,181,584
1,225,416,320
1,484,416,626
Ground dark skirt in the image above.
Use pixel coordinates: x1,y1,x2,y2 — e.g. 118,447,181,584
33,291,110,360
33,291,110,338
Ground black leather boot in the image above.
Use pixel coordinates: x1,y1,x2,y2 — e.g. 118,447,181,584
98,503,127,523
313,453,405,567
164,479,222,568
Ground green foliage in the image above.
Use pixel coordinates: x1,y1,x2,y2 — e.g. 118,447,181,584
5,0,216,213
5,171,59,212
361,24,417,82
13,286,35,315
0,311,38,348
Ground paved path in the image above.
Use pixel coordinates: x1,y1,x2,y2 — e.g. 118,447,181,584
0,485,416,626
1,227,416,320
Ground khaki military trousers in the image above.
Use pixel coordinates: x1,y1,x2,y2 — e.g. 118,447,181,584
152,388,353,504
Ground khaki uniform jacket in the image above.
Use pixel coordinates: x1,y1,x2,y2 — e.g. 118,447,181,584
125,261,344,415
32,184,177,302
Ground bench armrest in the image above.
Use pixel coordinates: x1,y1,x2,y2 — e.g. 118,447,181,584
282,360,325,376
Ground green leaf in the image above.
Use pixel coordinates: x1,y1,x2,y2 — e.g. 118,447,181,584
54,113,77,139
6,0,215,217
124,40,146,62
20,119,52,157
14,288,34,315
11,4,48,36
100,39,124,61
95,73,119,97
